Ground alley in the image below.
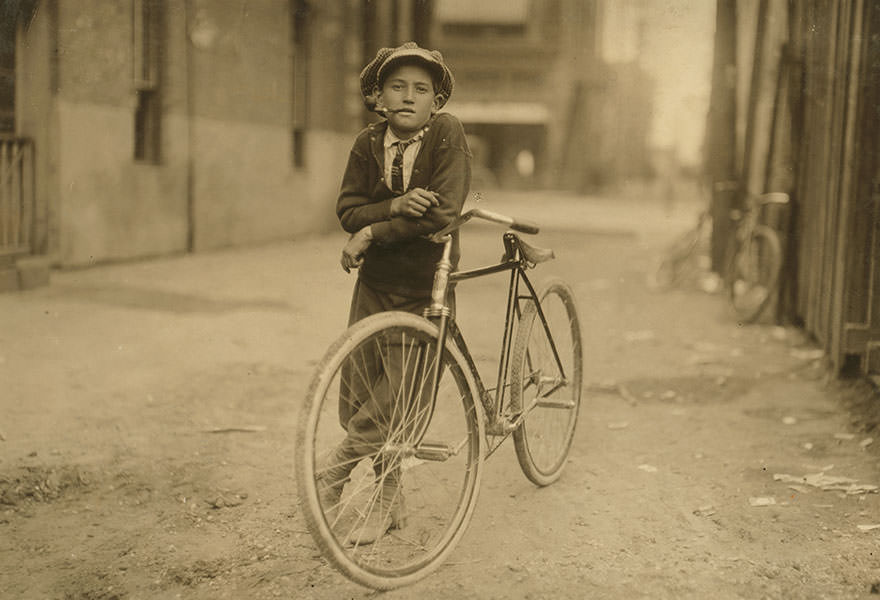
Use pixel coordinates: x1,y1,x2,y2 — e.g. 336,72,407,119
1,191,878,599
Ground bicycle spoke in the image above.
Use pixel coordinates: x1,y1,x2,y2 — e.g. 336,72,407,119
510,280,582,486
298,314,484,587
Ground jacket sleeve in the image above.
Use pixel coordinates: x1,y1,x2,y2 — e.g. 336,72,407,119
336,142,393,234
371,115,471,243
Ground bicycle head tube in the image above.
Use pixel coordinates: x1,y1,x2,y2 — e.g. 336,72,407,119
424,236,454,319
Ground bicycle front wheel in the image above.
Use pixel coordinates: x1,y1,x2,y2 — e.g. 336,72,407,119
510,278,583,486
727,224,782,323
296,311,484,590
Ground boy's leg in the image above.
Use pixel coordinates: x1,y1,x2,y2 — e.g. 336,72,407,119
343,354,424,545
328,282,430,500
345,292,456,544
337,283,456,542
338,280,385,428
322,280,388,512
344,285,444,453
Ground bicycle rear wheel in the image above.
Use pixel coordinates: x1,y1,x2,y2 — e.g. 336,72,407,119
510,278,583,486
296,311,484,590
727,224,782,323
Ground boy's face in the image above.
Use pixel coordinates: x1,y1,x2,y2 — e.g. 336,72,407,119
377,64,441,138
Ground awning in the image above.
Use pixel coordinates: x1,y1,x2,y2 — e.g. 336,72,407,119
442,101,549,125
435,0,529,24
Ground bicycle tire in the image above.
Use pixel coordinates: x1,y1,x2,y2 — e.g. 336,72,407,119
296,311,484,590
510,278,583,486
727,224,782,324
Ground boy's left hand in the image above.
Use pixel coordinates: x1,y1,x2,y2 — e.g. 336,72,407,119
341,226,373,273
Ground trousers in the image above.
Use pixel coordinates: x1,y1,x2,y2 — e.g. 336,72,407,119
338,279,455,460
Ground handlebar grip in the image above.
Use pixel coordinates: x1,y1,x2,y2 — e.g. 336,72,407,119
510,220,539,234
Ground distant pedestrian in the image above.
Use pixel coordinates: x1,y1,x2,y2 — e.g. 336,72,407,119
320,42,471,545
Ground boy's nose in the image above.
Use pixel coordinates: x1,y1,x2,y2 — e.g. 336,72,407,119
403,87,415,102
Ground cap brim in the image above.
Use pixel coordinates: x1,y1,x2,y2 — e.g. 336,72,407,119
377,49,444,84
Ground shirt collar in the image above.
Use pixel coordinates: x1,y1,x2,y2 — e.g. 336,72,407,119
383,123,429,149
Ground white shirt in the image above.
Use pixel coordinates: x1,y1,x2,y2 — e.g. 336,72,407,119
383,128,423,193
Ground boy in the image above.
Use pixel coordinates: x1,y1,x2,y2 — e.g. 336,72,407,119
322,42,471,544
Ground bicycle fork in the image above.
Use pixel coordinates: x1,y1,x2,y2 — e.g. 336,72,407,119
386,236,458,465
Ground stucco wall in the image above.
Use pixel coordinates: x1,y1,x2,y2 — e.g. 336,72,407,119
56,101,189,264
184,1,348,250
51,1,189,265
41,0,352,266
189,117,346,250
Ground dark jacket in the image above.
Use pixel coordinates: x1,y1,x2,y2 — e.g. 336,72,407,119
337,112,472,296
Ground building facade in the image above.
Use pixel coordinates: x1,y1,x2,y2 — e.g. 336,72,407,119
2,0,655,286
5,0,431,278
431,0,653,191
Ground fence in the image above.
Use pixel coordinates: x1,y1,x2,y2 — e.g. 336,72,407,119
0,135,34,258
708,0,880,376
789,0,880,375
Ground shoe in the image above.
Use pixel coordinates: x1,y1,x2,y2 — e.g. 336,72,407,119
346,474,406,546
316,445,360,521
317,476,343,521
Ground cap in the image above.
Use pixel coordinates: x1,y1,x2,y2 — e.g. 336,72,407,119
359,42,454,112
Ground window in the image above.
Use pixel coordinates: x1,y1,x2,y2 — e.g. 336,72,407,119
0,68,13,133
436,0,529,37
133,0,162,162
435,0,529,23
134,90,160,161
292,0,310,168
0,18,14,133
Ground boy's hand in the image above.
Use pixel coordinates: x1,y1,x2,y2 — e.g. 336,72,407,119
390,188,439,218
341,226,373,273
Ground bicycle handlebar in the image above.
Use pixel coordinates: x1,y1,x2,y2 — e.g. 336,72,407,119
759,192,789,205
429,208,540,242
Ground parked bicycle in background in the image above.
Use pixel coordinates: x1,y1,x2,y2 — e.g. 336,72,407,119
724,192,788,324
655,181,788,325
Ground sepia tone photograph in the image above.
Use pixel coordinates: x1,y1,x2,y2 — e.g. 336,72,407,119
1,0,879,597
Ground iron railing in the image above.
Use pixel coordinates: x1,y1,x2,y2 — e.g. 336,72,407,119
0,135,33,257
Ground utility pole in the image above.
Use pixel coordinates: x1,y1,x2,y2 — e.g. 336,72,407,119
704,0,737,274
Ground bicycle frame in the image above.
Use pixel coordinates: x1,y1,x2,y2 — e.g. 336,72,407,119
422,231,568,442
730,192,788,266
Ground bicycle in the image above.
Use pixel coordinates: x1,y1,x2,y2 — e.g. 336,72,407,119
653,208,712,291
295,208,583,589
724,192,787,323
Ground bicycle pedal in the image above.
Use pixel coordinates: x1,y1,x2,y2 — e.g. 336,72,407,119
486,418,519,436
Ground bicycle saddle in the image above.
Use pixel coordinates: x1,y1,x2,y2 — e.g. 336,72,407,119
514,235,555,264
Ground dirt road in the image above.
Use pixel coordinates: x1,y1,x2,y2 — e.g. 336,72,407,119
1,192,878,599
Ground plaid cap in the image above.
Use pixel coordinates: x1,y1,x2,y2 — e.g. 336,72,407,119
359,42,454,113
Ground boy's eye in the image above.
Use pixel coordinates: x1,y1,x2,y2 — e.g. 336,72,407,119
416,86,429,94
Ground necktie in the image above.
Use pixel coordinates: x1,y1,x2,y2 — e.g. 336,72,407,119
390,129,426,195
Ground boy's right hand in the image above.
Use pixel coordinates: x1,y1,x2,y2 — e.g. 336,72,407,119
341,226,373,273
390,188,439,218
